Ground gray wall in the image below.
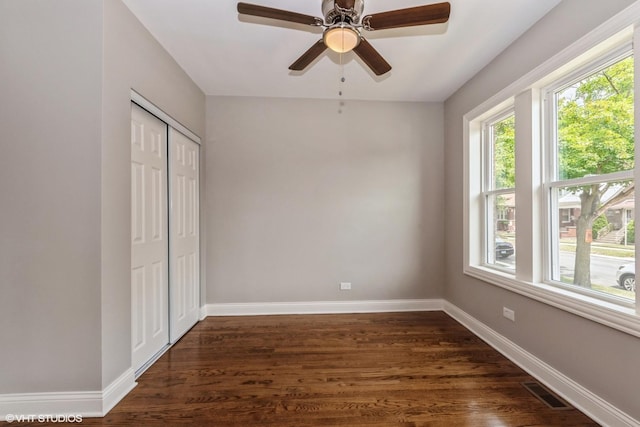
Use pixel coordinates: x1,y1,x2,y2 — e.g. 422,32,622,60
206,97,444,303
444,0,640,419
0,0,205,395
0,0,104,393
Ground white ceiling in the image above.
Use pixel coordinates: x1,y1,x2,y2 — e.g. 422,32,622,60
122,0,562,102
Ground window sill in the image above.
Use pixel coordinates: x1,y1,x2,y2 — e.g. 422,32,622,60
464,265,640,338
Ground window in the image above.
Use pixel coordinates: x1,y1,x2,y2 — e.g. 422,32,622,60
482,113,516,271
546,52,635,303
464,22,639,335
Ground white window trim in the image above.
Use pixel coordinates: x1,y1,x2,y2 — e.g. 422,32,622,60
543,173,636,310
481,109,516,270
463,3,640,338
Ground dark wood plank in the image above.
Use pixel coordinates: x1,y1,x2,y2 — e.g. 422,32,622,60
21,312,599,426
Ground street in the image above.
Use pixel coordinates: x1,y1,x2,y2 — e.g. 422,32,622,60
498,251,632,288
558,251,629,287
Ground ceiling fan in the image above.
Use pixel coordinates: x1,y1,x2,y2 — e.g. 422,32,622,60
237,0,451,76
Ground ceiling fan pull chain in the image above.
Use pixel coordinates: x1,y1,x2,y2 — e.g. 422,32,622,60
339,30,346,91
339,50,343,97
338,51,345,113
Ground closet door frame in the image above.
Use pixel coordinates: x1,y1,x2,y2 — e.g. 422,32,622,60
131,91,200,144
131,91,201,373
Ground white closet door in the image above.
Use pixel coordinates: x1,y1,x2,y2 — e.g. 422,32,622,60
169,128,200,342
131,103,170,373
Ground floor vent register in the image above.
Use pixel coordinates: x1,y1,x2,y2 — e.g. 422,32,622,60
521,381,573,410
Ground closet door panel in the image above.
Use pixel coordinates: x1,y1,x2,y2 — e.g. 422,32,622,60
169,128,200,342
131,103,170,373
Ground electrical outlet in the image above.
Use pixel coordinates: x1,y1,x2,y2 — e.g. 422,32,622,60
340,282,352,291
503,307,515,322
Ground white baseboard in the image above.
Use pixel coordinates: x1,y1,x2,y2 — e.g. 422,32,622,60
0,391,103,422
443,302,639,427
202,298,444,316
0,369,136,421
101,368,136,415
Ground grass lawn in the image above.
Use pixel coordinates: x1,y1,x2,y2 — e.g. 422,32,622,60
559,276,635,299
559,243,635,258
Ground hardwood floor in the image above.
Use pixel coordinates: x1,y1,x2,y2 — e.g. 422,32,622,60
26,312,598,426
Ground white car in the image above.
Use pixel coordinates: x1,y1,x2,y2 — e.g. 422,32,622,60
616,264,636,292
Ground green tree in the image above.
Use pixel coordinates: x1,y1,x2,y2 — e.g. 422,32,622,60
494,115,515,189
557,55,634,287
627,220,635,245
592,215,609,239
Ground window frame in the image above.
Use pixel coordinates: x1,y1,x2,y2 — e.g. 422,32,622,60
481,109,516,272
544,175,635,308
462,12,640,338
542,45,635,308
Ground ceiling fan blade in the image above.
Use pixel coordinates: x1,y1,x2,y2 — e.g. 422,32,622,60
289,40,328,71
237,2,322,26
362,2,450,31
352,38,391,76
335,0,356,9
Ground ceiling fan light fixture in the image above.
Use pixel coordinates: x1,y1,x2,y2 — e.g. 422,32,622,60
238,0,451,76
323,25,360,53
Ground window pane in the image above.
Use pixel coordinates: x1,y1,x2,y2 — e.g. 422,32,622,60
491,114,515,190
556,55,634,180
487,193,516,270
551,181,635,300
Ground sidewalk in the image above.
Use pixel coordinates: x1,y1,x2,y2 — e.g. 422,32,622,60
559,238,635,258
